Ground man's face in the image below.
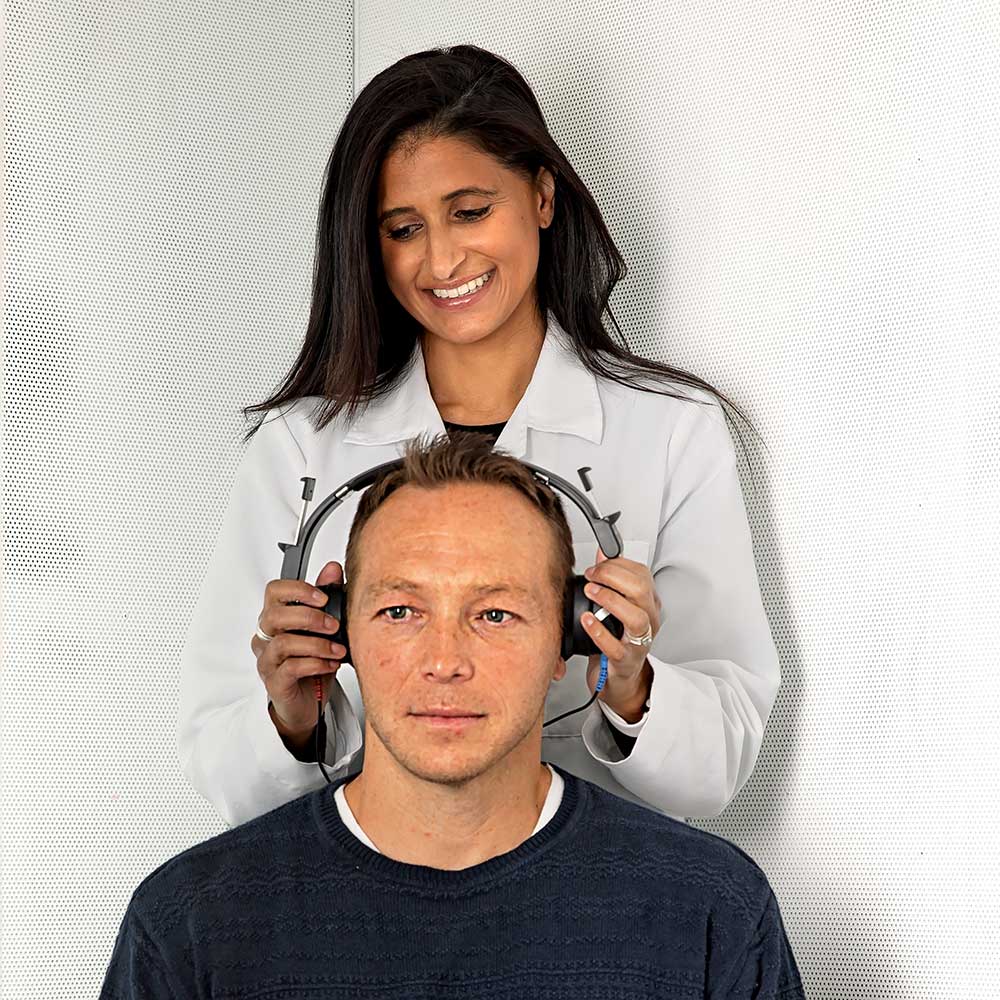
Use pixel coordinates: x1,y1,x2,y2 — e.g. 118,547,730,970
347,481,567,786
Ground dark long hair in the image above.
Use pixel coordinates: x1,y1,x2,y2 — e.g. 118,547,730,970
242,44,764,479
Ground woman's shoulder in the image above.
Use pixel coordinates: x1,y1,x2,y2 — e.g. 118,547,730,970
235,396,359,483
593,359,729,433
248,395,347,449
589,363,739,486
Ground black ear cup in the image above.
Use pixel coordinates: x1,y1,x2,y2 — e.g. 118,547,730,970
318,583,350,664
294,576,620,666
288,582,350,664
562,574,625,660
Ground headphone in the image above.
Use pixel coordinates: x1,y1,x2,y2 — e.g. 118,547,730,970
275,456,626,779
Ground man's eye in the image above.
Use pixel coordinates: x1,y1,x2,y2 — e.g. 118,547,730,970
375,606,514,624
387,206,490,241
479,608,514,625
377,605,412,621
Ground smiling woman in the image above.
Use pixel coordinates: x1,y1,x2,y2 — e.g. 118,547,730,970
177,44,781,847
239,45,758,447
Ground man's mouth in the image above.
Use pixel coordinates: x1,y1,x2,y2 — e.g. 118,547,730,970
411,710,484,718
410,710,486,730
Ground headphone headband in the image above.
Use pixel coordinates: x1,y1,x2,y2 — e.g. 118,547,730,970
278,457,623,583
272,452,629,763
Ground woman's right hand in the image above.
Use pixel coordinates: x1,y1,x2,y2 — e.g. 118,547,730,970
250,560,346,740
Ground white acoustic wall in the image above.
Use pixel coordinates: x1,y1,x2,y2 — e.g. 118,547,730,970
2,2,356,997
3,2,998,998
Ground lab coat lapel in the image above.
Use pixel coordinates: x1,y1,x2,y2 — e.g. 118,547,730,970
493,313,604,457
342,339,445,447
342,311,604,458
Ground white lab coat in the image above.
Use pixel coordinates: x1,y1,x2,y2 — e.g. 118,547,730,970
177,311,781,828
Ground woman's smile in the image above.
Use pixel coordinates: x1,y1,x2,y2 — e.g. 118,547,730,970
423,268,496,310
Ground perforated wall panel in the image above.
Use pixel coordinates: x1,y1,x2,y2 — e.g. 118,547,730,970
4,2,999,998
2,3,355,997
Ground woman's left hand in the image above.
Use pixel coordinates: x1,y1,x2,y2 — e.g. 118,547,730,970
581,547,663,716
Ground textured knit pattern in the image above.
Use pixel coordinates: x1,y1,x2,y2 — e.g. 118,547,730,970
100,766,806,999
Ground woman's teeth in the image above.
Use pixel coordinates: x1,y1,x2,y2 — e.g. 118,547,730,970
431,269,494,299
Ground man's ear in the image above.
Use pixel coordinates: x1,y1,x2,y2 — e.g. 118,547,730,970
553,656,567,682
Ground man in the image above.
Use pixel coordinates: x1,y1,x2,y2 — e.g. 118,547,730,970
101,431,806,999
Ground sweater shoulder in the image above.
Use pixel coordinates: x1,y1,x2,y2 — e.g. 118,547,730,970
124,789,327,936
579,778,774,909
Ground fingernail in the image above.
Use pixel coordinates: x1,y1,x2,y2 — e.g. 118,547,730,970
313,589,325,602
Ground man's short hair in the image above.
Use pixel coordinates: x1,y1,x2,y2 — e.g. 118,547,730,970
343,431,576,619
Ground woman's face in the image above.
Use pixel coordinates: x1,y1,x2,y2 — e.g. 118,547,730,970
375,135,556,345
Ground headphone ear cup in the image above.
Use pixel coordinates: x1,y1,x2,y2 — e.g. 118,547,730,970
563,575,625,659
316,581,350,665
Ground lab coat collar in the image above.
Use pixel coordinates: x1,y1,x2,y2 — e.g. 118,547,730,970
342,310,603,459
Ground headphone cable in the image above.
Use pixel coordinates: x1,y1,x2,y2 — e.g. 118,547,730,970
315,678,333,784
540,652,609,728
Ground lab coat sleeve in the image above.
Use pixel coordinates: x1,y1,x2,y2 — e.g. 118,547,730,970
581,402,782,818
599,700,648,736
177,407,363,829
595,700,647,758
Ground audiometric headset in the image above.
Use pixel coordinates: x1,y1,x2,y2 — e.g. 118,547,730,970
275,456,626,782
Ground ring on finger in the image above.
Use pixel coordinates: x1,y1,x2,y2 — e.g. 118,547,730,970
623,622,653,647
255,615,274,643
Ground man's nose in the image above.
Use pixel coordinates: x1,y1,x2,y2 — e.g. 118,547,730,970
421,622,474,682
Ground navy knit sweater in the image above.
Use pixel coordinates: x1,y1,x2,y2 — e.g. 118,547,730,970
100,765,806,999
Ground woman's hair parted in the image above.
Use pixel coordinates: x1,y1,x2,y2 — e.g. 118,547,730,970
342,430,576,620
242,43,762,472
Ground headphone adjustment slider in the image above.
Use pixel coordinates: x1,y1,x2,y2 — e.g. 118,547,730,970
293,477,317,545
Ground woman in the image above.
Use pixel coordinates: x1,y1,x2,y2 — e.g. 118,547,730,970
177,44,780,829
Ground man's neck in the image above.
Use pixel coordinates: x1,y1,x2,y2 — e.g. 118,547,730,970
343,741,553,871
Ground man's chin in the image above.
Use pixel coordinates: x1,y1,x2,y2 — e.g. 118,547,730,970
366,713,538,787
395,750,494,787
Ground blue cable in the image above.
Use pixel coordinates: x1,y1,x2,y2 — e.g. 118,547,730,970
540,652,610,729
595,652,609,693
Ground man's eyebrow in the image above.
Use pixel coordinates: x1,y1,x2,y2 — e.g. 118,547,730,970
377,186,499,226
362,578,534,601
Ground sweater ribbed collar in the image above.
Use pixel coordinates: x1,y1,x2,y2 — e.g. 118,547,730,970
312,763,587,893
